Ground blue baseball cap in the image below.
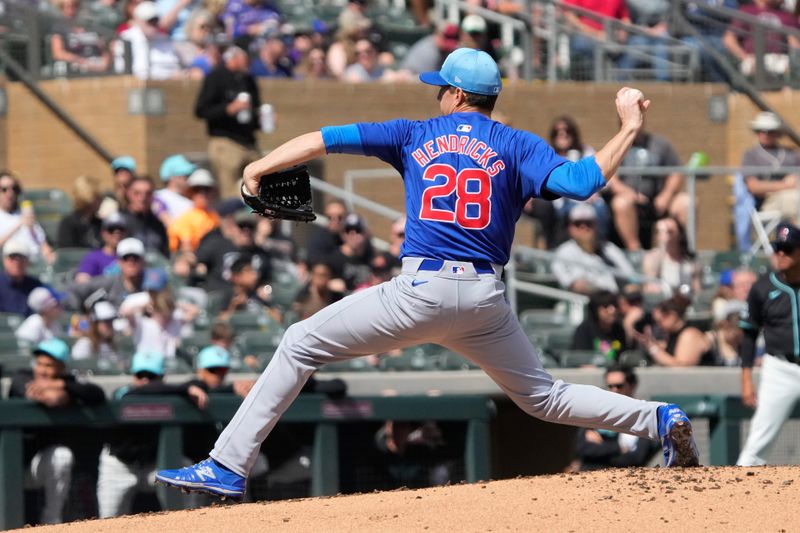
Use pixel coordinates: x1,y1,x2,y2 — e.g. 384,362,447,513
33,338,70,364
159,154,197,181
142,268,169,291
111,156,137,172
420,48,502,96
196,345,231,370
131,350,165,375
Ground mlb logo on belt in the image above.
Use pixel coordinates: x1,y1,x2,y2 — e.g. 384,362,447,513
456,124,472,133
452,265,465,274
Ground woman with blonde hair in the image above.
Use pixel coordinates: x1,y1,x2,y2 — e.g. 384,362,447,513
175,9,221,78
57,175,104,248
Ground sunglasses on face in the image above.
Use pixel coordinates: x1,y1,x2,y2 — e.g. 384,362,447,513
572,220,595,228
105,226,126,234
0,185,20,194
120,254,142,262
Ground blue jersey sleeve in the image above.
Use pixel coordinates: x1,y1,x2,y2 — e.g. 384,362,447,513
356,119,415,171
516,131,568,199
543,156,607,200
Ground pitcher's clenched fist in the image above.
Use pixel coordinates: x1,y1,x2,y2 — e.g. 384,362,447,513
616,87,651,131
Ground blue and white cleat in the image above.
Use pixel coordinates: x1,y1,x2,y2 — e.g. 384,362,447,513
657,404,700,467
155,458,246,500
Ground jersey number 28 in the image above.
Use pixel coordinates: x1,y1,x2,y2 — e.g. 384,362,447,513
419,164,492,229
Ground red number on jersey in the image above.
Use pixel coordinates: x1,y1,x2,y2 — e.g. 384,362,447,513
419,165,492,229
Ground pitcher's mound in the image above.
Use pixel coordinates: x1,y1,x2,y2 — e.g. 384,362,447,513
19,466,799,533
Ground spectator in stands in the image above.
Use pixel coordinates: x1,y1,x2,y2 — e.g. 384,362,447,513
344,38,388,82
294,46,331,79
642,216,700,295
15,287,65,344
0,241,43,315
97,350,207,518
292,262,343,321
706,299,746,366
115,0,142,33
74,212,127,283
195,199,272,291
563,0,630,80
672,0,738,83
552,203,634,294
711,267,756,329
87,0,124,31
195,45,261,198
193,345,254,397
120,269,198,359
57,175,104,249
740,112,800,224
71,299,125,370
222,0,280,44
98,156,137,219
307,199,348,265
325,213,374,291
327,9,373,79
218,255,279,321
155,0,201,40
634,295,714,366
255,216,296,265
121,1,185,80
460,15,497,61
70,237,146,310
616,0,671,82
571,290,628,362
0,171,55,263
9,338,105,524
120,176,169,257
573,365,659,471
603,123,687,251
251,34,293,78
167,169,220,253
154,154,196,226
617,283,652,347
174,9,222,77
723,0,800,79
401,23,459,75
386,215,406,268
51,0,112,74
548,116,610,245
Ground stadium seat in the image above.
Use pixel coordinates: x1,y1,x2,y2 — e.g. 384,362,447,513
436,350,480,371
234,331,283,361
228,311,284,334
559,350,606,368
52,247,89,276
24,188,73,216
618,349,648,367
179,331,212,361
380,349,437,371
0,312,24,332
320,357,379,373
0,353,33,374
270,270,301,309
0,333,34,357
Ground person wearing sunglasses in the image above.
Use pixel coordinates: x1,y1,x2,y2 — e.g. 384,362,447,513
552,203,635,295
572,364,659,471
0,171,55,263
738,222,800,466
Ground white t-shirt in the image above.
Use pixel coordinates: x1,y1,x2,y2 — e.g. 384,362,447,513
154,188,192,220
133,312,190,359
121,25,183,80
15,314,63,344
0,209,48,259
71,337,124,370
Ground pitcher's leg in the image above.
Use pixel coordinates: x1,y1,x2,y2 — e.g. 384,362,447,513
212,278,439,476
448,307,660,439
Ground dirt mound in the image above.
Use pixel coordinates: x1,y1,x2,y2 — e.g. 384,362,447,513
19,466,799,533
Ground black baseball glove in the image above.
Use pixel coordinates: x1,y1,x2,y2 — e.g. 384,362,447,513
241,164,317,223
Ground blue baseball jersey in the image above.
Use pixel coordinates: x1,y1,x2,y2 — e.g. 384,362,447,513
334,112,567,265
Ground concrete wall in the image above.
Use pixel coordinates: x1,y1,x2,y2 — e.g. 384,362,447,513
1,77,733,248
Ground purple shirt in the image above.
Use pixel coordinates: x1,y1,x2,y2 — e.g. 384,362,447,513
223,0,281,39
77,249,117,277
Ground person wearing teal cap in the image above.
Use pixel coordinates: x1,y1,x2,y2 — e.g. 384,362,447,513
107,156,137,213
155,154,196,224
8,338,105,524
97,349,208,518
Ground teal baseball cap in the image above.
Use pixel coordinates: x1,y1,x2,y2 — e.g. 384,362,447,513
420,48,502,96
196,345,231,370
160,154,197,181
111,156,137,172
131,350,165,376
33,338,70,364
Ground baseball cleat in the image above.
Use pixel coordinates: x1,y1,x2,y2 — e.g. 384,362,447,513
657,404,700,467
155,458,245,499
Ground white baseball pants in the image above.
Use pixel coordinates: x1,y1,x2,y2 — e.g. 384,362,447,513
212,259,661,477
737,355,800,466
26,445,73,524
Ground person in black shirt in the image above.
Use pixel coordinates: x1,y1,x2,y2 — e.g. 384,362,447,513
571,290,628,363
323,213,374,292
57,174,104,249
120,176,169,257
8,338,106,524
738,223,800,466
96,350,207,518
195,46,261,198
307,199,348,265
634,295,714,367
573,365,659,471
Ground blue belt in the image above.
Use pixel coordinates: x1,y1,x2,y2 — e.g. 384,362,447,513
418,258,495,275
